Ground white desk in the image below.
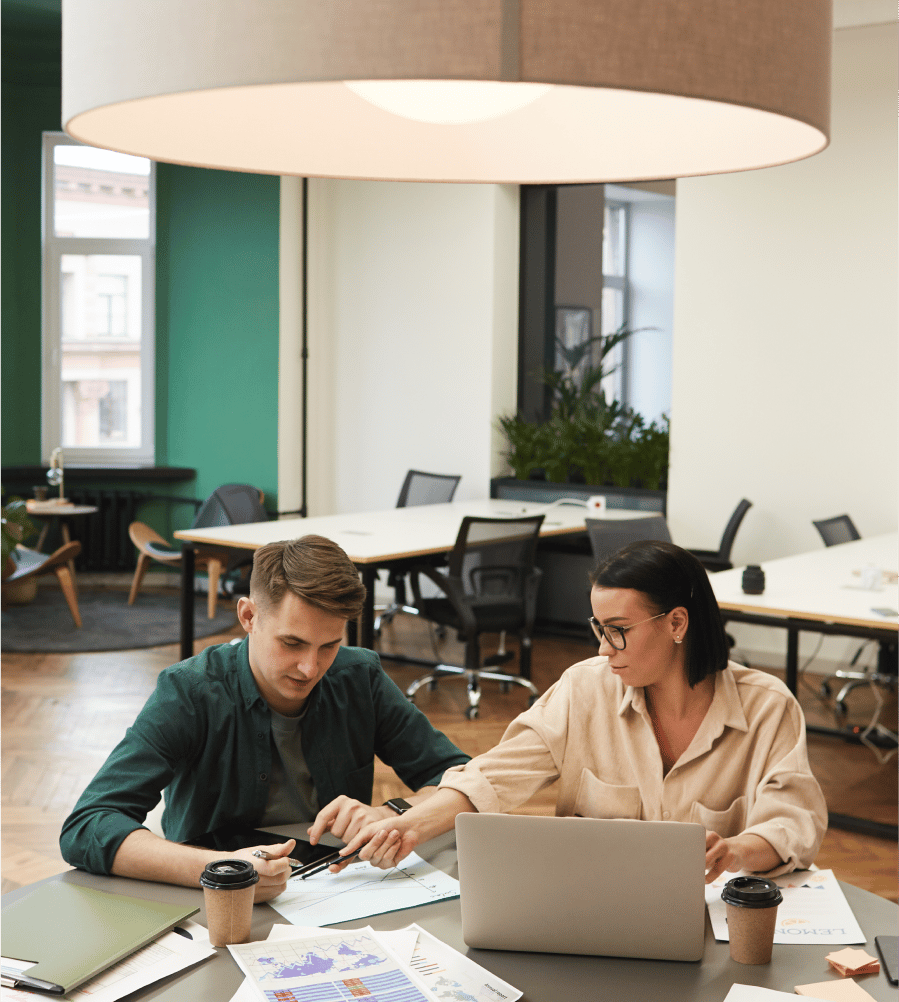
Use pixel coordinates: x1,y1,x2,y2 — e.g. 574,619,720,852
175,498,636,659
710,534,898,839
710,533,898,693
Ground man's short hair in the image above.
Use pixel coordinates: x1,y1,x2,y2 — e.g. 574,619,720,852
250,536,365,620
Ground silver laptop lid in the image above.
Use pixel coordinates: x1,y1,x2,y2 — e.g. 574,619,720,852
456,813,706,962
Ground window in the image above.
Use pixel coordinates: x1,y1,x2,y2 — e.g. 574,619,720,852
42,134,155,463
600,200,628,403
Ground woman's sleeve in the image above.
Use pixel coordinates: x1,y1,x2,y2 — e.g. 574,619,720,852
438,677,571,814
741,697,828,875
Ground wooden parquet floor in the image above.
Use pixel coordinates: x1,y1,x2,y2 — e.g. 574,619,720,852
2,587,896,902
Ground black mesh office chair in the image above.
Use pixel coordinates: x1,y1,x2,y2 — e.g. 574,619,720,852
687,499,753,572
128,483,268,617
585,515,672,565
374,469,461,632
813,514,861,548
404,515,544,719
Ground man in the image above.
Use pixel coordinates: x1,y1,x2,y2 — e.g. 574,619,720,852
60,535,469,902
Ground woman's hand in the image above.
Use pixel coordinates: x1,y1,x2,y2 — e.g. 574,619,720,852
307,795,395,847
705,830,783,883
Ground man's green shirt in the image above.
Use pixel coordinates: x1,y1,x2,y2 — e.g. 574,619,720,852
60,638,469,874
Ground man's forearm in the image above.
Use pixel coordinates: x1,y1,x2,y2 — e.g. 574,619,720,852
110,828,226,888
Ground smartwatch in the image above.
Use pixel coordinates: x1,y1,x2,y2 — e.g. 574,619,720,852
384,798,413,815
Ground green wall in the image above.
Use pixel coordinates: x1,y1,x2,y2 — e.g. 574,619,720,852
1,0,281,526
156,164,280,506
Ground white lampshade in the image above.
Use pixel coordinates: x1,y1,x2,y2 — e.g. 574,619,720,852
62,0,832,184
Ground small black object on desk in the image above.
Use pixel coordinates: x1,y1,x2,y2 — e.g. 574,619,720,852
742,565,765,594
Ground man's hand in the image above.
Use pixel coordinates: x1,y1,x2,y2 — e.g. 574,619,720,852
307,796,395,848
232,838,298,902
705,830,783,884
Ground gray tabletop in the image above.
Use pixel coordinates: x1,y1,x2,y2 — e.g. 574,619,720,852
4,851,896,1002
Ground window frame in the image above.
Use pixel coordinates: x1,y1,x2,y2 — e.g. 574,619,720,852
41,132,156,465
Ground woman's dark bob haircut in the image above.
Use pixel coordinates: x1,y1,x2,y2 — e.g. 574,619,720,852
589,539,729,687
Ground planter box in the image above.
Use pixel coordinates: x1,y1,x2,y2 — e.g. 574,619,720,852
490,477,667,632
490,477,666,514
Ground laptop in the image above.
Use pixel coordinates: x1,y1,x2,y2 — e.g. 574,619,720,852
456,813,706,962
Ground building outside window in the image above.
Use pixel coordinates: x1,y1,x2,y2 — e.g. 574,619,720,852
42,133,155,463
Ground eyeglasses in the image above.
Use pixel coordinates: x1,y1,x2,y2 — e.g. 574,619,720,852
588,611,671,651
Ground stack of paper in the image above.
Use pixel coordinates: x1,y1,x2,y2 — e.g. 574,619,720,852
227,923,521,1002
826,948,881,976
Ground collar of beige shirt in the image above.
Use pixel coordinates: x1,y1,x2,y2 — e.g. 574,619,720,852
617,664,750,769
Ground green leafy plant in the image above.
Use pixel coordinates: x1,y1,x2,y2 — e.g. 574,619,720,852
498,323,670,489
1,495,37,571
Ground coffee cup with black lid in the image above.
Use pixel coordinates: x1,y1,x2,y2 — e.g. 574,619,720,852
721,875,783,964
200,859,259,947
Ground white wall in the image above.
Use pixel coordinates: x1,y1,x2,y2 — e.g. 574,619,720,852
669,22,897,667
625,193,676,425
305,179,519,515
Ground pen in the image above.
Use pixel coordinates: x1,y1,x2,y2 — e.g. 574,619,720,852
296,848,362,880
252,849,303,868
1,969,65,994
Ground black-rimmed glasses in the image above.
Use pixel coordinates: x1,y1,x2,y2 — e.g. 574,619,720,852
588,611,671,650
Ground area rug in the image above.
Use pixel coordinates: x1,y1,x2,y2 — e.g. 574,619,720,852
1,587,237,653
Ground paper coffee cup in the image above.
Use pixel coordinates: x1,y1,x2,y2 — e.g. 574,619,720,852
721,876,783,965
200,859,259,947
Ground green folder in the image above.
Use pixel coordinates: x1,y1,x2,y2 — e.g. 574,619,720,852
1,881,198,993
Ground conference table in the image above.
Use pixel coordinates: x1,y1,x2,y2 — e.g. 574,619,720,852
710,534,899,698
173,498,642,661
4,843,896,1001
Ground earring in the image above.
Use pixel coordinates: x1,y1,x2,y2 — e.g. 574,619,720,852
674,637,682,644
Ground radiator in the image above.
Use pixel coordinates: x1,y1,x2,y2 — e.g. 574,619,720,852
65,489,145,572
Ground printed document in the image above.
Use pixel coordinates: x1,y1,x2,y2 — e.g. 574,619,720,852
268,851,459,926
228,926,439,1002
706,869,865,945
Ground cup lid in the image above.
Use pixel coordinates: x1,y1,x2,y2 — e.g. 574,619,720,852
721,875,783,909
199,858,260,890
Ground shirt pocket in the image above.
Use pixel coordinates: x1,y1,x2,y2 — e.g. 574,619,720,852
690,796,748,837
574,768,642,820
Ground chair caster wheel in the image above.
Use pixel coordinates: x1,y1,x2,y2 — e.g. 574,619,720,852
465,706,479,720
500,681,510,693
428,680,438,691
820,681,831,697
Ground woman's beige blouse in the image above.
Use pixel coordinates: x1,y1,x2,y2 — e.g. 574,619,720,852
439,659,827,874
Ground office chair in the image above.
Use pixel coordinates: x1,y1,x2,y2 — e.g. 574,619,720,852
687,499,753,572
128,483,268,618
404,515,544,719
585,515,672,566
809,514,888,721
374,469,461,632
813,514,861,548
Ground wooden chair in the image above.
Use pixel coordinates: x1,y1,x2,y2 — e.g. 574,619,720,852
128,484,267,618
2,542,82,627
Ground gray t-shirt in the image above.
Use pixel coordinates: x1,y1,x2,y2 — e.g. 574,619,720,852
259,706,320,827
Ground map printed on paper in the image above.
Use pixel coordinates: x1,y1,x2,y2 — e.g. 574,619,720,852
268,851,459,927
228,929,438,1002
705,869,866,944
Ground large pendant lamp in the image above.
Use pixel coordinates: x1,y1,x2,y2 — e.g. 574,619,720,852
62,0,832,184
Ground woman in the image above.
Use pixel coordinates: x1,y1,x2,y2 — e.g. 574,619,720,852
312,540,827,881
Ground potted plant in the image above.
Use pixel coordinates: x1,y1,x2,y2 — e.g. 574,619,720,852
2,495,39,604
496,323,669,497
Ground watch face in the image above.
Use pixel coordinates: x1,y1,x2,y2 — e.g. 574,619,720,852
387,798,412,814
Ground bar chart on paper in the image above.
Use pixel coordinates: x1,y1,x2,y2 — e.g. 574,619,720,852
229,930,434,1002
268,852,459,927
